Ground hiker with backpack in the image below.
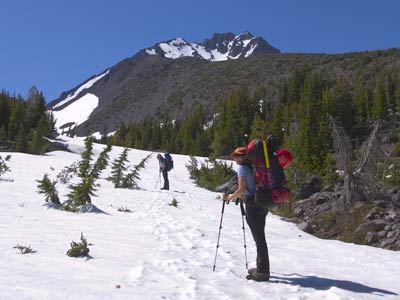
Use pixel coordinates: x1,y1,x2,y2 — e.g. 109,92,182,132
222,146,270,282
157,153,173,190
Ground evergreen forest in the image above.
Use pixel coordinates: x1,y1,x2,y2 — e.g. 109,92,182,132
0,87,56,154
105,63,400,190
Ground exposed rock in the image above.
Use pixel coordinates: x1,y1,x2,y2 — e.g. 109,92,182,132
370,219,388,231
293,206,304,217
377,231,387,238
297,222,313,233
293,189,400,251
366,232,379,245
298,178,322,200
381,238,396,248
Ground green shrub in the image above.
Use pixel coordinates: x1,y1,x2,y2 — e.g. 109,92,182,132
169,198,178,207
67,233,90,258
186,156,235,191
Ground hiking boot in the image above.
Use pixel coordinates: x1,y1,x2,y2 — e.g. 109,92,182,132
248,268,258,275
246,271,270,282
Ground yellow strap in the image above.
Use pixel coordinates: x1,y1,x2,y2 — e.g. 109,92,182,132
262,138,270,169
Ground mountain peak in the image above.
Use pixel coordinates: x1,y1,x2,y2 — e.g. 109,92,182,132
144,32,280,61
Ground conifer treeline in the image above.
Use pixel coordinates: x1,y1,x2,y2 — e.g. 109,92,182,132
106,65,400,180
0,87,55,153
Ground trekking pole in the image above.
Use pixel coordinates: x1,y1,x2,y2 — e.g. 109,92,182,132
155,172,161,189
239,199,248,270
213,198,226,271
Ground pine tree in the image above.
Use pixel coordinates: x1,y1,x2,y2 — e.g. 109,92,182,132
269,104,284,144
120,154,151,189
16,126,28,153
37,174,60,204
90,143,112,178
8,102,25,141
0,92,11,132
249,112,266,140
29,129,45,154
66,138,98,208
0,126,7,140
372,74,386,119
108,148,130,188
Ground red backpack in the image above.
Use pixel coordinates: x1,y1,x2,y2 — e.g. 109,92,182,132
245,135,292,208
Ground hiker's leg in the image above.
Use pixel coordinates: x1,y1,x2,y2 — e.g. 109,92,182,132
162,169,169,190
245,205,269,274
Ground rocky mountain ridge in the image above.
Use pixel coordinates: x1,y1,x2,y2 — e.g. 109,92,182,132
143,32,280,61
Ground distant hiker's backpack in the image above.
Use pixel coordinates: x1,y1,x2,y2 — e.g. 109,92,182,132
245,135,293,208
164,152,174,172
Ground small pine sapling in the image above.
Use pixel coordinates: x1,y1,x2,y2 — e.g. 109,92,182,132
14,244,37,254
66,233,90,258
186,156,200,182
117,205,132,213
0,155,11,179
169,198,179,207
37,174,60,204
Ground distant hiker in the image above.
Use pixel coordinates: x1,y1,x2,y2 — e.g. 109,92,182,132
222,147,270,282
157,153,170,190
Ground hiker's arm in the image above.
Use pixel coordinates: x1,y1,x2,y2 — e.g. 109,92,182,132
223,176,246,202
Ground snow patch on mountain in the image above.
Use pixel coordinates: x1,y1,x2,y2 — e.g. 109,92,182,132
158,38,195,59
53,69,109,109
52,93,99,132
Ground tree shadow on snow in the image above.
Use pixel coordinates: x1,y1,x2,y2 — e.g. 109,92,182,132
43,203,110,215
271,273,397,296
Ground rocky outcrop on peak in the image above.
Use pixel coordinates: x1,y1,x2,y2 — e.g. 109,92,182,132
144,31,280,61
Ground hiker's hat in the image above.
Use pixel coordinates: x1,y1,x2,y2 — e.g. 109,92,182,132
231,147,246,156
277,148,293,168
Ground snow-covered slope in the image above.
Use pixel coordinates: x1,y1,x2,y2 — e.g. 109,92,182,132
52,93,99,133
0,138,399,300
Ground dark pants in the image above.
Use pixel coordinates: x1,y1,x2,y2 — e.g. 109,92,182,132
245,203,270,274
162,169,169,190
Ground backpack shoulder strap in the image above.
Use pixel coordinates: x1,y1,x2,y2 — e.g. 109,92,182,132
262,137,270,169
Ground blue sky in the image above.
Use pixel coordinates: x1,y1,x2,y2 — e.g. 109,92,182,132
1,0,399,102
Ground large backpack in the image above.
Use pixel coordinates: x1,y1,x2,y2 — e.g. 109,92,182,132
164,152,174,172
245,135,292,208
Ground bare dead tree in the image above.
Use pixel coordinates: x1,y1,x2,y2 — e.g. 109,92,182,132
330,116,366,210
356,121,386,196
357,120,382,174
